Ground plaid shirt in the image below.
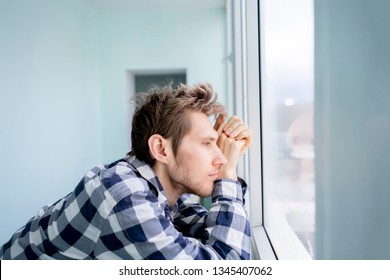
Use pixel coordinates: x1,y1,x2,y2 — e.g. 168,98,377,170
0,156,250,260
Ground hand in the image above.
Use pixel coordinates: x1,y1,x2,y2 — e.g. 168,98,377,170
214,115,253,155
216,133,245,180
222,116,253,156
213,115,253,180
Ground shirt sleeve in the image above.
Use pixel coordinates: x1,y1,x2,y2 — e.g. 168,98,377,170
172,194,209,240
173,178,248,240
205,179,251,259
94,177,251,260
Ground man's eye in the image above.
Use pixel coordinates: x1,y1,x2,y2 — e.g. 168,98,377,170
202,142,211,146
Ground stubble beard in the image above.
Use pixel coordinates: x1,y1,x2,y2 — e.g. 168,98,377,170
170,155,214,198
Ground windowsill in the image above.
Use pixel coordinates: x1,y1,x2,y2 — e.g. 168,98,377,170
251,226,277,260
251,225,313,260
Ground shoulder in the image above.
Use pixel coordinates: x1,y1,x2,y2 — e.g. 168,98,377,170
100,160,152,201
78,159,153,209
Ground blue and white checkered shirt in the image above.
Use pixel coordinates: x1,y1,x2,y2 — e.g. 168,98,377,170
0,156,251,259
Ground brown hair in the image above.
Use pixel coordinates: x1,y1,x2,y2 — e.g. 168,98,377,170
129,83,226,165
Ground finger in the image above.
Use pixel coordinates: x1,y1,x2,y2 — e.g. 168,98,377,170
235,128,253,142
236,139,246,150
229,123,249,139
213,114,226,135
223,116,243,136
223,116,239,131
217,131,227,149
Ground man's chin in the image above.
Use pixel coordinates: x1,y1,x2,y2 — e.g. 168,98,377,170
192,185,214,198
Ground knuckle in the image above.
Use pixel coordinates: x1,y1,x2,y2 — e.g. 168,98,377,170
226,137,235,143
231,116,241,123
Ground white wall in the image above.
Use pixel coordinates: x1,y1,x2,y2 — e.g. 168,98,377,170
315,0,390,259
0,0,102,244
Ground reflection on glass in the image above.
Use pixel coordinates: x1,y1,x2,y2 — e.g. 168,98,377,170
261,0,315,258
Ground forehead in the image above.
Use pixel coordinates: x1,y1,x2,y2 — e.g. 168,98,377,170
186,111,218,139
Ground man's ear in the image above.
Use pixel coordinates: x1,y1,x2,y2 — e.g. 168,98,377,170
148,134,169,164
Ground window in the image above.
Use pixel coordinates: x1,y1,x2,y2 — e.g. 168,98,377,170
259,0,315,259
232,0,315,259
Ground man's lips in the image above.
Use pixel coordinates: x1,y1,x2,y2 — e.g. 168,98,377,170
208,172,220,179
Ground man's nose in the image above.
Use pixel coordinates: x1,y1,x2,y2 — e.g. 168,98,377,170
214,147,228,166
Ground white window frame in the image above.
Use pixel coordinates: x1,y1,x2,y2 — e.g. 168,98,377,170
228,0,313,259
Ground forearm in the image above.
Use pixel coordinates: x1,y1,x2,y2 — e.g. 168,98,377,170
205,179,251,259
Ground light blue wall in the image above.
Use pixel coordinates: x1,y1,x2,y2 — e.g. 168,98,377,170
0,1,226,245
99,8,227,161
315,0,390,259
0,0,102,244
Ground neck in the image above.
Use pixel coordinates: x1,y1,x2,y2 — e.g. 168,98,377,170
152,163,182,206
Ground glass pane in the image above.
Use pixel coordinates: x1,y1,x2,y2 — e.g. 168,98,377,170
261,0,315,258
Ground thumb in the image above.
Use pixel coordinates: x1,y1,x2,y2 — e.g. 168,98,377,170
213,114,226,135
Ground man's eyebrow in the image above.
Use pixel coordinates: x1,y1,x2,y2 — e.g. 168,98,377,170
200,136,217,141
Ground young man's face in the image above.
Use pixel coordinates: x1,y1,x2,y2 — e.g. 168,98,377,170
166,111,227,197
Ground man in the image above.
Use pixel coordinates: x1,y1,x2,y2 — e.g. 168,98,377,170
0,83,253,260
